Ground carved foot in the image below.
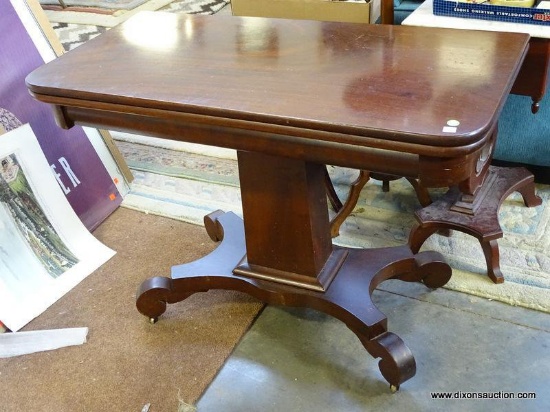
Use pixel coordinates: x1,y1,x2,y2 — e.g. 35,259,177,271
415,251,452,289
354,250,449,390
531,99,540,114
136,210,246,322
136,276,170,321
481,239,504,284
136,276,195,321
319,245,452,389
397,250,452,289
360,332,416,391
515,180,543,208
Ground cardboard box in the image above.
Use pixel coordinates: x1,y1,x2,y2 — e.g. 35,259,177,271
231,0,378,25
433,0,550,26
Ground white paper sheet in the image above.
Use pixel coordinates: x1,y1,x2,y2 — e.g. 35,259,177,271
0,327,88,358
0,125,116,331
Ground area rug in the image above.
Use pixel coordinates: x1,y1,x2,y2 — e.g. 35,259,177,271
114,135,550,314
0,207,263,411
42,0,229,27
41,0,150,7
48,0,230,50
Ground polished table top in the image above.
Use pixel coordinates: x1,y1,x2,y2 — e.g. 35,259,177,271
27,13,529,175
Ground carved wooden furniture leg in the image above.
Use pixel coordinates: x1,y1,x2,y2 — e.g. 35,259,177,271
137,210,452,391
371,172,395,193
406,178,432,208
408,166,542,284
136,211,247,322
325,166,343,212
330,170,370,237
510,38,550,114
371,174,432,207
137,153,453,391
327,169,433,238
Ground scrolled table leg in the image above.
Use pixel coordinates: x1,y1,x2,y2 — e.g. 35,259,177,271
136,210,245,323
480,239,504,284
359,332,416,392
136,276,174,322
408,223,438,254
414,250,453,289
515,179,542,208
136,276,207,323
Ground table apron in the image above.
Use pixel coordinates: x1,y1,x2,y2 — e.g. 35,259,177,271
50,102,491,189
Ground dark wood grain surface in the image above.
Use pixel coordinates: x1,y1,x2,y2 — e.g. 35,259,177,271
27,13,528,155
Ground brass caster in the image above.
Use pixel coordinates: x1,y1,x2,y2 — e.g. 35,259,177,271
390,384,399,393
149,317,158,324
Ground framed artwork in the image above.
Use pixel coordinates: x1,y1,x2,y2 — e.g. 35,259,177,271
1,0,132,231
0,124,115,332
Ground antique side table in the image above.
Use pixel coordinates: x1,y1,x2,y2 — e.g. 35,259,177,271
27,13,529,390
403,0,550,114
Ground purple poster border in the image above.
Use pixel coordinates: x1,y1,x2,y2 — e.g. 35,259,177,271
1,2,121,230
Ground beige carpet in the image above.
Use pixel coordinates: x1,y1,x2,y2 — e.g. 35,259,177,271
0,207,263,411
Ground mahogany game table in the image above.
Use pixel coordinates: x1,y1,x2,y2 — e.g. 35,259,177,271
27,13,530,390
